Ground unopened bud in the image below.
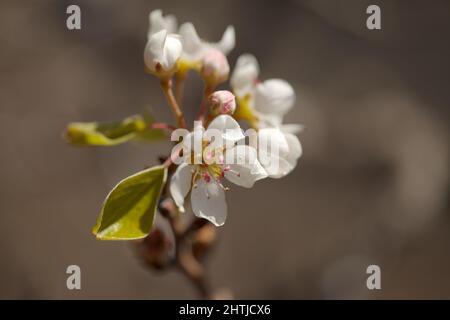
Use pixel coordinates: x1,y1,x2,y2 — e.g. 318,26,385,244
200,48,230,86
144,30,182,79
209,90,236,115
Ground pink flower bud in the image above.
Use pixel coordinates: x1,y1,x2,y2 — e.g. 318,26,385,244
209,90,236,115
200,49,230,86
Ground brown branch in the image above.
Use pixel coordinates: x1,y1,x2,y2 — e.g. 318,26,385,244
158,198,212,299
196,85,215,122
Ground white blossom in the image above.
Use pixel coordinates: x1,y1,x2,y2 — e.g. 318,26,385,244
231,53,303,177
170,115,267,226
231,54,297,128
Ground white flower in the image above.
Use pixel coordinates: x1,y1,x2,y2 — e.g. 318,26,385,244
231,53,303,177
144,30,182,77
231,54,297,128
179,22,235,64
147,9,178,39
170,115,267,226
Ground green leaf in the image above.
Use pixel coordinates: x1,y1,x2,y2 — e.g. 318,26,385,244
93,165,168,240
65,115,164,146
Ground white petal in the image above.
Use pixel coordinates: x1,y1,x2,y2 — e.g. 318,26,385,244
284,133,302,168
254,79,295,116
258,128,290,154
223,145,267,188
256,112,284,128
170,163,193,212
266,134,302,178
257,129,302,178
144,29,165,69
281,123,305,134
207,115,245,143
258,128,291,178
231,54,260,96
215,25,235,55
144,30,182,73
148,10,163,38
191,180,227,226
148,10,178,38
164,15,178,34
179,22,203,57
162,34,183,70
267,156,295,178
181,128,204,165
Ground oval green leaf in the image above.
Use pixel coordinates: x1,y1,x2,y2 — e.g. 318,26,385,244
93,165,168,240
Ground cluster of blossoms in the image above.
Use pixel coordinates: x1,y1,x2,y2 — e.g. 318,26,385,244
144,10,303,227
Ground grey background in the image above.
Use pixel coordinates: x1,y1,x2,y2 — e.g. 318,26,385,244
0,0,449,298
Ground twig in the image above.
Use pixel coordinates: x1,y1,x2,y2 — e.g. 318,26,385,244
196,85,215,122
150,122,176,131
159,198,212,299
160,79,186,128
175,72,187,106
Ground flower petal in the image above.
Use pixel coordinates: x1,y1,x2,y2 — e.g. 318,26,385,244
257,128,292,178
179,22,203,59
148,10,177,38
191,180,227,226
224,145,267,188
215,25,235,55
144,30,182,73
283,132,302,168
170,163,193,212
281,123,304,134
144,29,165,69
262,131,301,178
231,54,260,97
162,34,183,70
207,114,245,143
254,79,295,116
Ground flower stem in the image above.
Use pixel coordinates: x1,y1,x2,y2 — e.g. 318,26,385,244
175,71,187,106
151,122,176,131
196,85,215,122
162,157,172,168
160,79,186,128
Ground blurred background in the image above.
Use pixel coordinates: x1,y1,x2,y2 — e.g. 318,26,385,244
0,0,449,299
